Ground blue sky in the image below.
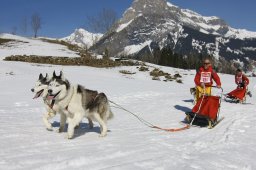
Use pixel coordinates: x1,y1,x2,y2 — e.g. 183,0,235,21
0,0,256,38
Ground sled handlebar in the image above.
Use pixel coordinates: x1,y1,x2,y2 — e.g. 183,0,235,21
210,86,223,92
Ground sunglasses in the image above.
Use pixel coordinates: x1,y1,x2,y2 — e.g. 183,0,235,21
204,63,210,65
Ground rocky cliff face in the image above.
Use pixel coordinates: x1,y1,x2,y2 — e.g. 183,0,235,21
91,0,256,70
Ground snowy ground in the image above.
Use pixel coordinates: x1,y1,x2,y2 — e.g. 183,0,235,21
0,34,80,59
1,59,256,170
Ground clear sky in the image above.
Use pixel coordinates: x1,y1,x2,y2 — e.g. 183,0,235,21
0,0,256,38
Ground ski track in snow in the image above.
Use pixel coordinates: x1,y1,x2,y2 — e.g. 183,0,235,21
0,61,256,170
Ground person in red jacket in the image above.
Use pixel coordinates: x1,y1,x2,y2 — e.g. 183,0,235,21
226,69,252,102
235,68,249,88
235,68,252,97
194,59,221,102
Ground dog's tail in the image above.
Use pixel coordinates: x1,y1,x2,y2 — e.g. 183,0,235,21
95,93,114,120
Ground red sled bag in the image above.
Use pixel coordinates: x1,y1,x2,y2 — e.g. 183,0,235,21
185,86,223,128
226,88,246,101
192,96,220,121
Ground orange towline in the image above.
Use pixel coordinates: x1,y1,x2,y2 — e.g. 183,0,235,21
152,124,190,132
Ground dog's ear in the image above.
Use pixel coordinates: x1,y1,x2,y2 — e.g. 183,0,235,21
39,73,43,80
60,71,65,80
53,71,57,78
45,73,50,81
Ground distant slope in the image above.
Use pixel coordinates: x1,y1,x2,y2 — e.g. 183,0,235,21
0,33,80,60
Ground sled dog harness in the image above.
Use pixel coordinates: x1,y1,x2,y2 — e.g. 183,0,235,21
109,86,216,132
109,101,191,132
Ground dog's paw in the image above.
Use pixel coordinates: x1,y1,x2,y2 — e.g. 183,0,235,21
99,133,107,137
56,127,64,133
46,127,53,131
65,134,73,139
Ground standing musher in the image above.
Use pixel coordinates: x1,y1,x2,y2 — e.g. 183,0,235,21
194,58,221,103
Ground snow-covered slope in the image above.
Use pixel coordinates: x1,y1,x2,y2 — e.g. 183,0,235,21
1,59,256,170
61,28,103,48
0,34,80,59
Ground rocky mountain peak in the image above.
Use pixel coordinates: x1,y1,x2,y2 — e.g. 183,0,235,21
120,0,168,22
131,0,167,12
91,0,256,72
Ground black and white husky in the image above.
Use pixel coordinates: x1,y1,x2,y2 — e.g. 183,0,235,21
31,73,57,130
47,71,113,139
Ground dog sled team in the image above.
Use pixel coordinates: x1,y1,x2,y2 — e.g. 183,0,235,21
190,59,252,104
32,58,253,138
187,58,252,128
31,71,113,139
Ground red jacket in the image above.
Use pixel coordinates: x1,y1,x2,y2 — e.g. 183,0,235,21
194,66,221,87
235,74,249,86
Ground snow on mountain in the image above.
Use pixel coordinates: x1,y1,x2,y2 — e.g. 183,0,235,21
117,0,255,39
61,28,103,48
90,0,256,72
0,33,80,59
1,59,256,169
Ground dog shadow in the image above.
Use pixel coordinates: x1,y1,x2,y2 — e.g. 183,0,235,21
174,105,191,113
183,99,194,103
52,121,110,139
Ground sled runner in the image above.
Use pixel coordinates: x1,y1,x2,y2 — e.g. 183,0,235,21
185,86,223,128
224,85,251,104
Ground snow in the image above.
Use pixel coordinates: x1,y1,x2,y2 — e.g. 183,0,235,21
167,2,178,8
122,40,152,55
116,19,134,32
0,34,80,59
243,47,256,51
233,59,245,67
1,57,256,169
199,28,209,34
225,28,256,39
1,33,256,169
178,5,256,40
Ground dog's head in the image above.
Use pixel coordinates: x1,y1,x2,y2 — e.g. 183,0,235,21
31,73,50,99
47,71,70,101
190,87,196,95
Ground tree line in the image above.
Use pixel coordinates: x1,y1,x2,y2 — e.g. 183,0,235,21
150,46,237,74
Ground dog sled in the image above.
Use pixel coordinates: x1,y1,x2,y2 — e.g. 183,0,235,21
185,86,224,128
224,84,252,104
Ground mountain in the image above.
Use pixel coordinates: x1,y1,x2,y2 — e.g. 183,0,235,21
61,28,103,49
91,0,256,71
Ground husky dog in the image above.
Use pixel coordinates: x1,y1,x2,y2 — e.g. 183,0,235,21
31,73,56,130
48,71,113,139
190,87,197,104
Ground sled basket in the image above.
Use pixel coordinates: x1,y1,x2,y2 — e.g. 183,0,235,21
225,87,247,103
185,86,223,128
